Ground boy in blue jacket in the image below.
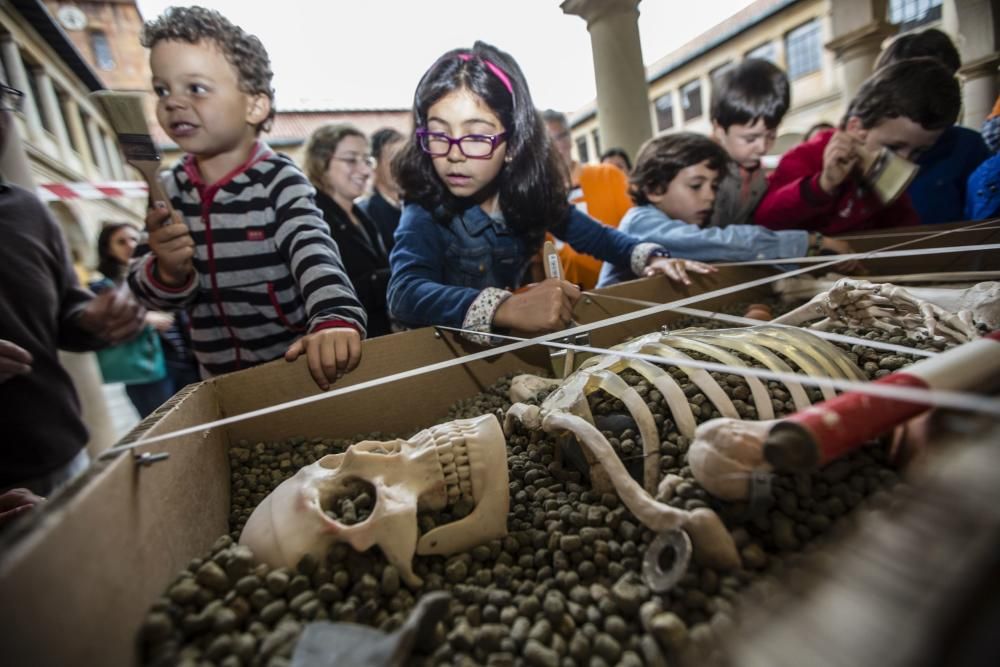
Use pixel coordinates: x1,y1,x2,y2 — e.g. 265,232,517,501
598,133,855,286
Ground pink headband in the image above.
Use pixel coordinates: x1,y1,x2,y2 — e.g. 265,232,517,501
458,53,514,100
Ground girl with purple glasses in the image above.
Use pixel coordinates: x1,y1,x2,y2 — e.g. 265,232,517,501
387,41,713,345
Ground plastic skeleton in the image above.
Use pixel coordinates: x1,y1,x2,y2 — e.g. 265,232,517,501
240,414,509,587
504,326,865,570
689,332,1000,502
771,278,1000,343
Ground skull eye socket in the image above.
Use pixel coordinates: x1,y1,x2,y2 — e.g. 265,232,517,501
321,477,376,525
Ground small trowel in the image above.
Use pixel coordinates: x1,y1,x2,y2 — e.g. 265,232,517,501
857,145,919,205
290,591,451,667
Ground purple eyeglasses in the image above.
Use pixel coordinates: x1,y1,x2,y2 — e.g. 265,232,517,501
416,128,508,159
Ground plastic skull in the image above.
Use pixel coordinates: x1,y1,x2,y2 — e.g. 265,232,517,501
239,414,509,587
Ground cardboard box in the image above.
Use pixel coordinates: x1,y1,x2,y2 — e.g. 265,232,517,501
1,222,996,666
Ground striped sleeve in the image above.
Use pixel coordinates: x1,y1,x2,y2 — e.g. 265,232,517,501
127,248,199,311
271,165,368,337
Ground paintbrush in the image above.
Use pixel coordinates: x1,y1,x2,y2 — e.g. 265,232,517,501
90,90,177,226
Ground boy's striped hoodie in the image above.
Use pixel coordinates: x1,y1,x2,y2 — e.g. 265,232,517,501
128,142,367,377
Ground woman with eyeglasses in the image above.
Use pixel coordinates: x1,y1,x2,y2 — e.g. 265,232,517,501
387,42,714,345
304,124,392,337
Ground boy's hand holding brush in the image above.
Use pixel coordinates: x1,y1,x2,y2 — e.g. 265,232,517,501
145,202,194,287
91,90,195,287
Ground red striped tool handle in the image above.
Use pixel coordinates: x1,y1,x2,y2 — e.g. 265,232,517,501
764,331,1000,472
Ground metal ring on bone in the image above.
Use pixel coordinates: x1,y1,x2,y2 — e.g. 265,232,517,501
642,529,692,594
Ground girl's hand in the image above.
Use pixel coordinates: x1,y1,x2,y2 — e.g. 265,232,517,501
285,327,362,391
147,202,195,287
494,278,581,334
643,257,717,286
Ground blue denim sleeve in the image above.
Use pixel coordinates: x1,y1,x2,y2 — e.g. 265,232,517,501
387,205,482,329
619,205,808,261
559,206,638,269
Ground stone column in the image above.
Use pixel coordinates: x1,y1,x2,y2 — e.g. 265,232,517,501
953,0,999,128
959,56,1000,129
562,0,652,159
103,132,125,180
63,96,96,178
85,116,112,178
34,68,73,162
825,0,896,100
0,36,44,141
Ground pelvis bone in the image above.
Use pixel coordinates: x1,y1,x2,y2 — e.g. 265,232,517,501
772,278,998,342
504,325,865,570
239,414,509,587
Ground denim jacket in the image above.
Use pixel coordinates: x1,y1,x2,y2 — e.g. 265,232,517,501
388,202,657,339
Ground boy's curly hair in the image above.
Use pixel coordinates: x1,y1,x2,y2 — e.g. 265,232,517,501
141,6,275,132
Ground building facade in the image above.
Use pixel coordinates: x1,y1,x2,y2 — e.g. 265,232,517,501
2,0,144,268
569,0,996,163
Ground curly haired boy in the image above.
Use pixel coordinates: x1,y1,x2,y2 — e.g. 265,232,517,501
129,6,366,390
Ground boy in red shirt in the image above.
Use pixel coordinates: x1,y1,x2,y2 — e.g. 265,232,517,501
755,58,960,234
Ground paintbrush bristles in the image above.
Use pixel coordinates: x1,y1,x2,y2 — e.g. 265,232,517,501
91,90,161,162
91,91,154,136
90,89,173,207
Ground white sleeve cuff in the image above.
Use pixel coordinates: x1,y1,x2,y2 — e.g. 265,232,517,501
630,242,667,276
461,287,513,346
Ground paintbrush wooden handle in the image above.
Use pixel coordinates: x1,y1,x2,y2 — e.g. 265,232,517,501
131,159,181,227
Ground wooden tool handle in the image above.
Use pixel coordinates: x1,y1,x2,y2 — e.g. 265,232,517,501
133,160,181,227
543,241,562,280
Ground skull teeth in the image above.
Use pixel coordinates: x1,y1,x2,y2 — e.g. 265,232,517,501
434,434,474,502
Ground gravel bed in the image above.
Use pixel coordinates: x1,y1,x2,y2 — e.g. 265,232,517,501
139,320,948,667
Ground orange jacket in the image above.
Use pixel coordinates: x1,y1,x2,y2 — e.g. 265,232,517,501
558,163,632,289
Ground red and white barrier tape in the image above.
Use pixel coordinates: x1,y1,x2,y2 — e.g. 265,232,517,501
36,181,149,202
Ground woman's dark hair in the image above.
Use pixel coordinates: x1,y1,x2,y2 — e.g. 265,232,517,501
844,57,961,131
711,58,791,131
96,222,135,282
629,132,730,206
394,41,568,250
874,28,961,74
370,127,404,160
600,147,632,171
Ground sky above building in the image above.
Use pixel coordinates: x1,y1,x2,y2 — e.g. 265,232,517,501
134,0,755,112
